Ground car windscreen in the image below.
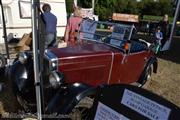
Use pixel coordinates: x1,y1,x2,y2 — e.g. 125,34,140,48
78,19,134,49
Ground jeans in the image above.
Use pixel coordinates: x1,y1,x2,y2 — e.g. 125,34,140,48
45,33,56,48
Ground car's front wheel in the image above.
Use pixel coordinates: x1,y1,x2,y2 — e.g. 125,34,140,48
0,54,6,69
70,97,94,120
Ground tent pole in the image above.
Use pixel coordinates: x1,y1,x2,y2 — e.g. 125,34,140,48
31,0,42,119
169,0,180,49
0,0,10,64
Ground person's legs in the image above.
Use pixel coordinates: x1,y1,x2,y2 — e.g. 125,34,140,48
45,33,55,48
49,33,57,47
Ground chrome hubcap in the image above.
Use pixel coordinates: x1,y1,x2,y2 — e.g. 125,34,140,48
0,60,2,67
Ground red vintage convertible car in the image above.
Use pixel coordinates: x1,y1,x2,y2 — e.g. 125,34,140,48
10,20,157,118
45,20,157,87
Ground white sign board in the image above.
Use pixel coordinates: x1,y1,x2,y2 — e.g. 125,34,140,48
94,102,129,120
81,8,93,19
121,89,171,120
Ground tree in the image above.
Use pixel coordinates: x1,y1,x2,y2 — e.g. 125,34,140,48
66,0,74,15
78,0,92,8
66,0,173,21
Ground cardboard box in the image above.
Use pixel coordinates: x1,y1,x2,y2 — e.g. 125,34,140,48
17,33,32,47
18,45,30,52
58,42,67,48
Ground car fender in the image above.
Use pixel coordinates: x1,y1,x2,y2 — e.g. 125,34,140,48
144,56,158,75
138,56,158,84
46,83,96,114
148,56,158,73
10,60,34,94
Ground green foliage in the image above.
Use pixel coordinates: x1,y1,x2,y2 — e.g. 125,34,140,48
78,0,92,8
66,0,74,15
143,15,173,23
66,0,174,21
142,0,173,16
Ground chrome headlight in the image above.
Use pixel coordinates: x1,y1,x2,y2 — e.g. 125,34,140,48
49,59,58,71
49,71,64,89
18,52,28,64
44,50,58,71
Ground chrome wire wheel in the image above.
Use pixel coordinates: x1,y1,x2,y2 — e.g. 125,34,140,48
0,60,2,67
70,97,94,120
0,54,6,68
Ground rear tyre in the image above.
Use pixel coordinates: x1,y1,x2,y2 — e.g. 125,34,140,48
142,65,152,88
135,65,152,88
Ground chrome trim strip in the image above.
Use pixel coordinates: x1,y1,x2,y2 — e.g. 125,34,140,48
129,50,147,55
108,52,114,84
44,49,58,71
121,54,127,64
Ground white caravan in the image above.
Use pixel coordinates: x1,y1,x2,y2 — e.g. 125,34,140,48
0,0,67,43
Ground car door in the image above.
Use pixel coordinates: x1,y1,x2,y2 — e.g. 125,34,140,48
120,41,149,83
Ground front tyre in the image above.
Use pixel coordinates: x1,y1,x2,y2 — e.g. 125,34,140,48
0,54,6,76
0,54,6,68
70,97,94,120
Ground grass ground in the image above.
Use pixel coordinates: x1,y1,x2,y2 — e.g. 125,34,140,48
146,36,180,107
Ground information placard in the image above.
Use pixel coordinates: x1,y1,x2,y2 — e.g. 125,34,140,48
121,89,171,120
94,102,129,120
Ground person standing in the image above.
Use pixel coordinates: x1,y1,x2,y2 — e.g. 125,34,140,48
159,14,169,48
64,7,82,46
154,27,163,54
42,3,57,48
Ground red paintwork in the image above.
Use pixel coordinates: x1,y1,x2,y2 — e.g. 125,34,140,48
50,41,151,87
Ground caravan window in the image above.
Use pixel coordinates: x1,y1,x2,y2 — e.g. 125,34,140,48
18,1,48,19
19,1,31,18
0,8,8,25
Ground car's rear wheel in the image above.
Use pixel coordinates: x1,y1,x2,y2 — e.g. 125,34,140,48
132,65,152,88
70,97,94,120
141,65,152,88
142,65,152,88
